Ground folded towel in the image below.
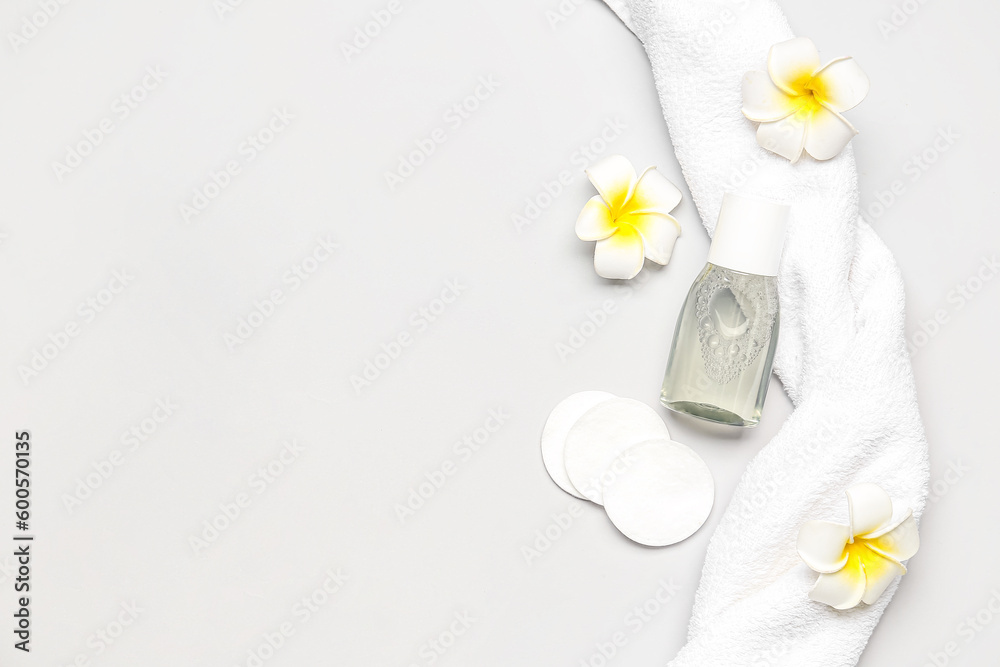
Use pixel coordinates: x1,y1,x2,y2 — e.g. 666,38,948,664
599,1,930,665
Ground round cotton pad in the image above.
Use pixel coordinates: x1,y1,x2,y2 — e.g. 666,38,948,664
602,439,715,547
563,398,670,505
540,391,617,499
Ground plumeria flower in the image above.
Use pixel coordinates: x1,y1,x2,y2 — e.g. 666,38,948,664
797,483,919,610
742,37,870,163
575,155,682,280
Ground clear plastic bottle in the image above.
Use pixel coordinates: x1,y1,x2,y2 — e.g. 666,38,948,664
660,193,789,427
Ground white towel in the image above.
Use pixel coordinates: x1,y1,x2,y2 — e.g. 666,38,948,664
599,1,930,665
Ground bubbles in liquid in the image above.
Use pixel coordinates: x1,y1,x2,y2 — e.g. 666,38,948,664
661,264,781,427
692,267,779,385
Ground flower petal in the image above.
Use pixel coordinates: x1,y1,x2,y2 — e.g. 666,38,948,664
767,37,821,96
797,520,850,574
756,115,807,163
576,195,618,241
859,546,906,605
621,167,682,215
742,70,796,122
621,213,680,265
804,105,858,161
594,225,644,280
809,555,865,610
847,483,893,538
586,155,636,214
812,56,870,112
865,510,919,563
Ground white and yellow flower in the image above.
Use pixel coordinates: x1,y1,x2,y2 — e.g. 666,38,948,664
576,155,682,280
742,37,870,163
797,483,919,610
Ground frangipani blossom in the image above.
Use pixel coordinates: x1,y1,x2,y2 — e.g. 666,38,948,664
798,483,919,610
742,37,870,163
576,155,682,280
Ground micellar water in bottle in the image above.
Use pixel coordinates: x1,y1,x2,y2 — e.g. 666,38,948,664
660,193,790,427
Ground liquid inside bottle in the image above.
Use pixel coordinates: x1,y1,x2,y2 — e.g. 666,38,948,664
660,263,779,427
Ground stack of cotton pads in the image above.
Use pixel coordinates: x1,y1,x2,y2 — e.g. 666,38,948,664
540,391,715,546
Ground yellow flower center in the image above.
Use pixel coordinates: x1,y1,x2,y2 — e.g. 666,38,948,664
840,534,904,585
843,538,870,561
787,73,829,120
790,74,825,120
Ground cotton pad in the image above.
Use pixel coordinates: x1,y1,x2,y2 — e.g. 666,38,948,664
563,398,670,505
540,391,617,499
602,439,715,547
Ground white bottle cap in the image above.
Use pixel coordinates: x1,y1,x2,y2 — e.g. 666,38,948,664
707,193,790,276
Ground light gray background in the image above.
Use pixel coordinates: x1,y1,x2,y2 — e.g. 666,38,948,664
1,0,998,665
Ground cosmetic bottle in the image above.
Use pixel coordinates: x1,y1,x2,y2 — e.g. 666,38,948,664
660,193,789,427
